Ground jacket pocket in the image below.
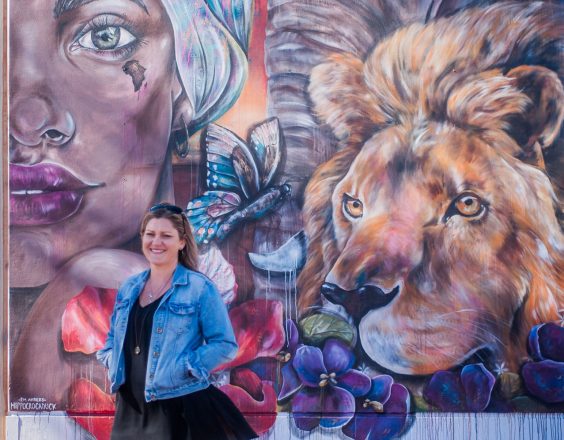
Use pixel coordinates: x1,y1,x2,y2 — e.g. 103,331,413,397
167,302,197,334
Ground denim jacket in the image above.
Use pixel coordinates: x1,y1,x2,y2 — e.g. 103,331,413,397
96,264,238,402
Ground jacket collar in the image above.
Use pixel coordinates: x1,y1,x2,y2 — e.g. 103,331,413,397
171,264,191,286
128,264,191,302
133,263,191,284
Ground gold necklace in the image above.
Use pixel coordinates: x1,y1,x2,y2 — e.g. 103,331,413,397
144,272,173,304
133,304,152,356
134,273,173,355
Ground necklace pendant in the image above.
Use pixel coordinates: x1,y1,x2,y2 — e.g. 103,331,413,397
134,346,141,355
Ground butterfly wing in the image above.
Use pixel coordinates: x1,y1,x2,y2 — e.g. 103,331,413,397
205,124,260,199
249,117,282,188
231,145,260,198
186,191,241,244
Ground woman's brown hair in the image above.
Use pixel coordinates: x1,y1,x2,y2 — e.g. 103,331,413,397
140,203,198,271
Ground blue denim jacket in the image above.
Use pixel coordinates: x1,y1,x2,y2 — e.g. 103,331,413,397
96,264,238,402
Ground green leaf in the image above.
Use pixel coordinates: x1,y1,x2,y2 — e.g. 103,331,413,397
299,312,356,346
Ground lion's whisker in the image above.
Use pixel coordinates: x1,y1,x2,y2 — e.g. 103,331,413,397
439,318,508,348
436,309,512,329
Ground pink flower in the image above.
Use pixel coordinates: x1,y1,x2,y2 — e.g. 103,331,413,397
61,286,117,354
67,378,115,440
198,243,238,305
221,368,277,435
217,299,285,370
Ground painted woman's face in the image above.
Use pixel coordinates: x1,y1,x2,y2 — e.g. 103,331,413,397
10,0,183,286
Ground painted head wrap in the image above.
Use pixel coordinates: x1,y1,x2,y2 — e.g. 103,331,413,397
162,0,253,133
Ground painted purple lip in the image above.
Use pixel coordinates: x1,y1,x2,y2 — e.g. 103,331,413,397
10,163,102,226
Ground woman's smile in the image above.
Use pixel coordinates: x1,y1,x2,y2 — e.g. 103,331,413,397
142,218,185,268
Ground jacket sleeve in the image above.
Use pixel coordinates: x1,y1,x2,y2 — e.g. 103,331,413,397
96,290,122,370
186,281,238,379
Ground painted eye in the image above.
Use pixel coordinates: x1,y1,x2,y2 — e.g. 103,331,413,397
455,194,482,216
445,192,486,221
343,194,363,219
77,26,136,51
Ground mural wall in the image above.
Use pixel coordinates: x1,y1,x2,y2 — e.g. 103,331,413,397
7,0,564,439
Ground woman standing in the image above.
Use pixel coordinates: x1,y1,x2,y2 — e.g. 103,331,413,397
97,203,257,439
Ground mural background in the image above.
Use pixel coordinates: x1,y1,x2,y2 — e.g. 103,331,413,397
6,0,564,439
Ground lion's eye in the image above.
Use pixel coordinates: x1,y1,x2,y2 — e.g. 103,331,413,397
455,194,482,216
445,192,486,221
343,194,363,219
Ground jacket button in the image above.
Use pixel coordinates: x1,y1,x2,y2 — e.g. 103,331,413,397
149,374,154,379
156,328,163,334
153,352,159,358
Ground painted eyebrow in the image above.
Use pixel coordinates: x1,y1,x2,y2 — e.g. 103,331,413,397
54,0,148,18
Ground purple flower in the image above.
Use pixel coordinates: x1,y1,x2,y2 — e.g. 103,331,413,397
423,363,495,412
277,319,303,401
522,360,564,403
342,375,410,440
523,322,564,403
528,323,564,362
291,339,371,430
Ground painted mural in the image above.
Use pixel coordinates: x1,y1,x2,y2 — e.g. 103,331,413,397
7,0,564,439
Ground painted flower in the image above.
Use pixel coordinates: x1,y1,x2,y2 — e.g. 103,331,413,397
522,322,564,403
342,375,410,440
423,363,495,411
61,286,117,354
217,299,285,370
67,378,115,440
522,360,564,403
220,368,278,435
527,322,564,362
277,319,303,401
198,243,238,305
215,301,286,435
291,339,371,431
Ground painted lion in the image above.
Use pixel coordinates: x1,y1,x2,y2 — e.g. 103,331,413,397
298,2,564,375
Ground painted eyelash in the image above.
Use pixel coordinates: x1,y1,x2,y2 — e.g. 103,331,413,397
76,14,137,38
71,14,144,58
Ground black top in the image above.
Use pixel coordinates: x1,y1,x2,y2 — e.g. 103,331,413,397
111,296,257,440
123,295,159,409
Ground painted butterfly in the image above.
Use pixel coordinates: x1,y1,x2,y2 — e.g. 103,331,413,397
187,117,291,244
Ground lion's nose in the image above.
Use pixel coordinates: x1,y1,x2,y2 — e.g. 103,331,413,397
321,282,400,321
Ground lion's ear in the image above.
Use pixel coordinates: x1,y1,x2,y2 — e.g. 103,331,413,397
308,53,389,146
505,66,564,164
447,66,564,167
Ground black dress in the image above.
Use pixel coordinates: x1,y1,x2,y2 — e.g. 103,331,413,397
111,297,258,440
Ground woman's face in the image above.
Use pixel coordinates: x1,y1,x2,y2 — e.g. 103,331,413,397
9,0,183,286
142,217,185,269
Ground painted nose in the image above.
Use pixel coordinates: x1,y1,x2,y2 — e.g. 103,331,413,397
321,282,399,321
10,95,75,147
